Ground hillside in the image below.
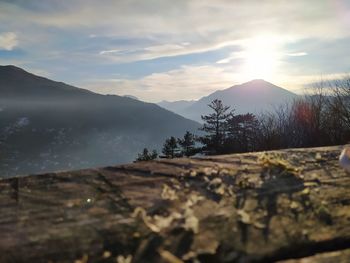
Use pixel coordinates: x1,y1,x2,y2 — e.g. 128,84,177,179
0,65,200,177
159,80,298,122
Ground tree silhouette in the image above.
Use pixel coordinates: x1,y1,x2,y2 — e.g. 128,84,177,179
199,99,231,154
162,136,179,158
226,113,260,153
178,131,196,157
136,148,158,161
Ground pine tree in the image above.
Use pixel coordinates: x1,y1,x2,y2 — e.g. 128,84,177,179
135,148,158,161
150,149,158,159
162,136,178,158
226,113,260,152
199,99,231,154
178,131,196,157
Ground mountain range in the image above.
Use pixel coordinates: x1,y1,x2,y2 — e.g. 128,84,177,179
0,65,200,177
158,80,298,122
0,66,299,177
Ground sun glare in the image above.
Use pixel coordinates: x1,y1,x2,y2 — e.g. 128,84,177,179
241,36,281,80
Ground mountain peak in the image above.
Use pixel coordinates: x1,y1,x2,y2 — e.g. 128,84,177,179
226,79,292,94
242,79,274,86
249,79,266,83
173,79,298,122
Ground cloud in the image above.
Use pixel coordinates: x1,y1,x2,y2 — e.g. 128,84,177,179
98,41,240,63
83,64,240,102
12,0,348,39
287,52,308,57
216,51,245,64
84,64,350,102
99,49,123,55
0,32,18,50
2,0,349,62
0,0,349,101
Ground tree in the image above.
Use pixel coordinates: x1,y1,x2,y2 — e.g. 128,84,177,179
328,77,350,129
256,112,283,151
178,131,196,157
162,136,179,158
136,148,158,162
225,113,260,153
199,99,231,154
325,77,350,143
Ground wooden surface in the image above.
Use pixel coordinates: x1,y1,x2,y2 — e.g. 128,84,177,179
0,146,350,262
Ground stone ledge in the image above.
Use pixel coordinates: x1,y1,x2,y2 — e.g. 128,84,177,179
0,146,349,262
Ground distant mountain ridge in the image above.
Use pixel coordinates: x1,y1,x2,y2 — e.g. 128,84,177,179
157,100,196,115
158,79,298,122
0,65,200,177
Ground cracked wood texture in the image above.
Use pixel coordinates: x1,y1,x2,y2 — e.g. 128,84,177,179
0,146,350,263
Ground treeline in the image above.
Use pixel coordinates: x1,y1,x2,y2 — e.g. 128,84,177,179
136,131,197,161
136,77,350,161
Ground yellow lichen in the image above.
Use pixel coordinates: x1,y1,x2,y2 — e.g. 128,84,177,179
183,207,199,233
258,153,301,176
74,254,88,263
301,188,310,195
102,251,111,259
189,170,197,177
290,201,300,210
161,184,178,200
315,152,323,161
158,249,184,263
116,255,132,263
237,209,251,224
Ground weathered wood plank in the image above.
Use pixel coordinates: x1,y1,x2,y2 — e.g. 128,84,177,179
0,146,349,262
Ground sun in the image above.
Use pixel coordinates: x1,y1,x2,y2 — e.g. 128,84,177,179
240,36,281,80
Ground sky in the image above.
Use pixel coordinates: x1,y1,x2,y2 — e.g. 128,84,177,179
0,0,349,102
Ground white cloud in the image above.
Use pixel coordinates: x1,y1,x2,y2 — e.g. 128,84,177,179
2,0,348,62
84,65,240,102
144,44,186,53
99,40,240,63
1,0,349,102
99,49,123,55
0,32,18,50
287,52,308,57
216,51,245,64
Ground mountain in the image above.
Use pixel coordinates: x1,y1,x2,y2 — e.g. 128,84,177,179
0,65,94,98
160,80,298,122
0,65,200,177
157,100,196,115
